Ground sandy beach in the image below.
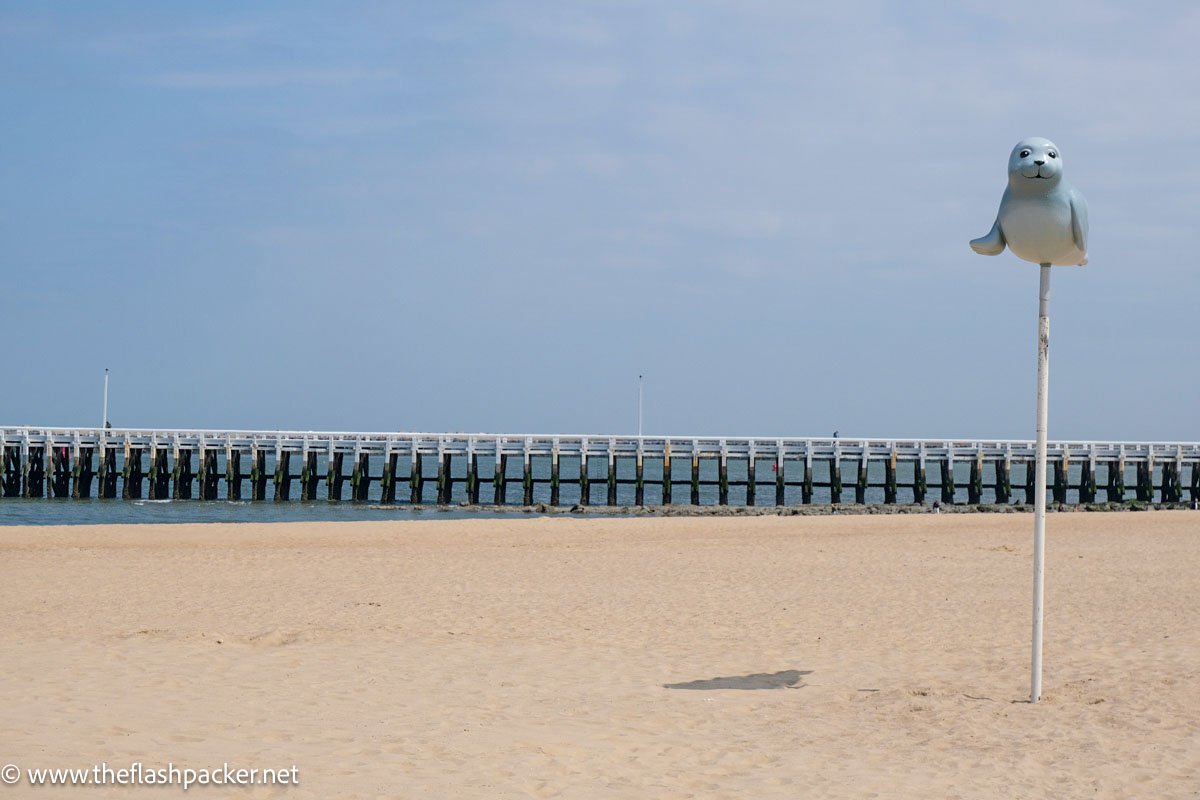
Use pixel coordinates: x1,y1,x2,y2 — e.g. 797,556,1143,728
1,512,1197,799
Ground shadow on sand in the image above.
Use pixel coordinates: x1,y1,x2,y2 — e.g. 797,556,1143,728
663,669,811,691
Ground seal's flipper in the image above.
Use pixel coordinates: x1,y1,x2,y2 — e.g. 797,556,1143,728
969,219,1006,256
1070,190,1088,260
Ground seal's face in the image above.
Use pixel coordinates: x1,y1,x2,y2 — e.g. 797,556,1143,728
1007,137,1062,189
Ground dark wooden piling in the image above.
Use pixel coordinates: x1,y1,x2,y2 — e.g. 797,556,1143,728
440,452,454,505
884,453,897,504
607,452,617,506
493,454,506,505
1106,459,1125,502
97,446,117,498
412,453,425,504
661,450,671,504
1135,460,1153,502
550,451,560,505
634,452,644,506
468,454,481,505
939,458,954,505
276,451,294,501
994,457,1011,504
774,455,784,505
968,456,983,505
1024,459,1036,504
122,446,144,499
51,446,71,497
855,458,868,504
72,446,94,498
22,446,44,497
1079,459,1097,503
829,458,843,504
690,453,700,505
172,448,193,500
327,452,345,501
1,447,20,497
913,457,927,505
1052,458,1068,503
225,450,241,501
746,455,756,506
718,452,729,505
522,452,533,505
349,452,368,501
251,449,268,501
199,449,220,500
1191,461,1200,504
381,451,398,504
580,452,591,505
1161,460,1183,503
802,457,813,504
148,447,170,499
302,452,320,500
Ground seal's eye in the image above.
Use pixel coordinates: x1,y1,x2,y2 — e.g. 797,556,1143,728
1020,150,1031,158
1048,151,1057,158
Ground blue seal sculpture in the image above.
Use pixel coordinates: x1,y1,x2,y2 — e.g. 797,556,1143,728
969,137,1088,266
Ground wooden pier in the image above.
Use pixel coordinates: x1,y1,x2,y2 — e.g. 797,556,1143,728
2,427,1198,508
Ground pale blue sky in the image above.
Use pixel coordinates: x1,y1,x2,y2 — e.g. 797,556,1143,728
2,2,1197,440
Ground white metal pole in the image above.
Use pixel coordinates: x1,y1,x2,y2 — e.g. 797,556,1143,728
638,375,643,438
103,368,110,430
1031,263,1051,703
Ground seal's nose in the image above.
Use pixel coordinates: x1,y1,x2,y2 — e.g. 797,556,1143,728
1034,159,1045,166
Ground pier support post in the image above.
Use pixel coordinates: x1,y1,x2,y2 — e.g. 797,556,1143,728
381,451,397,504
172,448,193,500
634,451,644,506
939,458,954,505
994,457,1012,504
97,446,117,498
607,451,617,506
914,456,927,505
302,452,320,501
148,448,170,499
719,452,729,506
829,457,842,505
2,447,19,497
1052,458,1067,504
225,449,241,501
439,453,451,503
72,446,94,498
1025,458,1036,505
968,455,983,505
277,451,294,501
774,450,784,506
412,452,425,504
493,454,506,505
1107,458,1125,503
580,450,590,506
550,450,560,506
328,452,345,501
522,450,533,506
1136,460,1153,502
661,447,670,505
200,449,221,500
1079,459,1097,504
468,453,481,504
51,446,71,497
690,452,700,505
1161,459,1182,504
251,448,267,501
1190,460,1200,505
802,454,813,505
855,456,868,504
350,452,368,501
23,446,44,498
884,452,897,504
